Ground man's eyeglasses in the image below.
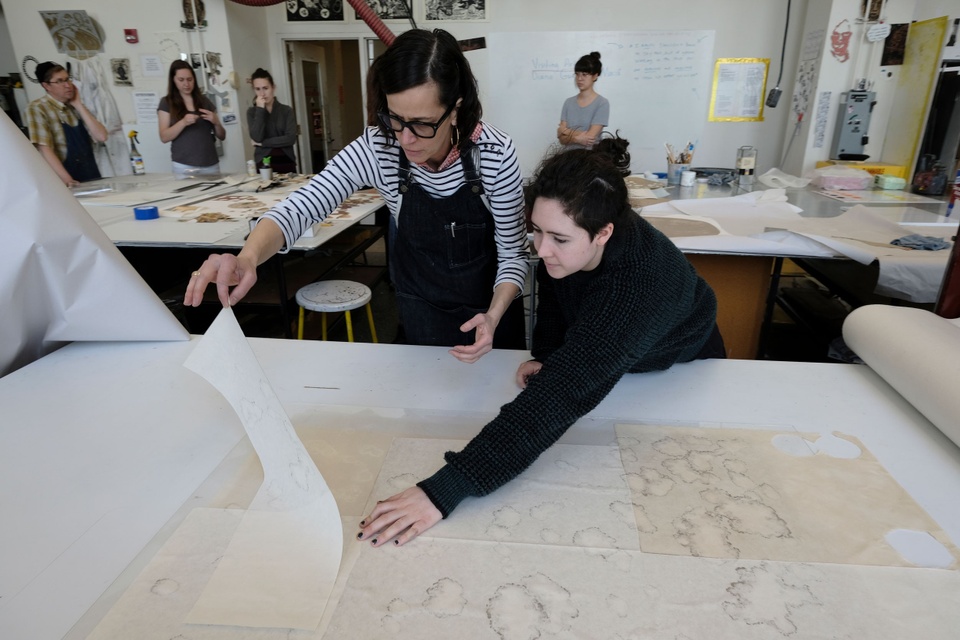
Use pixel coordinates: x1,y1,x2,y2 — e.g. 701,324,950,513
45,77,74,85
377,102,455,139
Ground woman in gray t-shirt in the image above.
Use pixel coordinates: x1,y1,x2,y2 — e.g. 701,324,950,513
557,51,609,150
158,60,226,178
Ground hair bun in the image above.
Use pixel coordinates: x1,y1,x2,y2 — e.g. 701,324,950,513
590,52,601,59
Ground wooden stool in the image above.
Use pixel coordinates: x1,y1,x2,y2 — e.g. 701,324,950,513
296,280,378,343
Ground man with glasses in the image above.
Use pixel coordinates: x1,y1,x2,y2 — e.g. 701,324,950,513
25,61,107,186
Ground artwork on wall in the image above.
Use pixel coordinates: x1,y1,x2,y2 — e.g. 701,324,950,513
425,0,486,22
38,11,104,58
861,0,883,22
286,0,345,22
181,0,207,29
831,19,853,63
354,0,413,21
111,58,132,86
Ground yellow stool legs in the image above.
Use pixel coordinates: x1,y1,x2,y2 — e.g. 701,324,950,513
298,304,377,343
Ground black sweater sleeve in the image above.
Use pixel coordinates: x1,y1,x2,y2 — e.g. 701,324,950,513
418,222,715,517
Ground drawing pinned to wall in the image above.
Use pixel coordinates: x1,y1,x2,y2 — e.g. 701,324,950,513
181,0,207,29
286,0,345,22
813,90,831,148
881,23,909,66
425,0,486,22
792,60,817,119
795,29,825,119
111,58,132,86
801,28,826,62
354,0,412,21
861,0,883,22
38,11,104,59
205,51,223,86
831,19,853,62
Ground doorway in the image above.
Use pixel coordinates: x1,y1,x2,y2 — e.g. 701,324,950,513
285,39,365,174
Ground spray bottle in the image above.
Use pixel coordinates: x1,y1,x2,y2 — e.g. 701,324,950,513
128,130,145,175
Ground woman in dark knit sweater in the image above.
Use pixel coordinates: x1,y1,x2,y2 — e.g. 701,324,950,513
358,149,723,547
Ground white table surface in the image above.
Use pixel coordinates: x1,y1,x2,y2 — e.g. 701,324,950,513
1,338,958,638
79,174,384,250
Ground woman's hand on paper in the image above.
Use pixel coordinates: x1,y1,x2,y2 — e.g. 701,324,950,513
183,252,259,308
358,486,442,547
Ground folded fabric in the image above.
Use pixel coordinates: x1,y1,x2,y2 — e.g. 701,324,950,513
890,234,952,250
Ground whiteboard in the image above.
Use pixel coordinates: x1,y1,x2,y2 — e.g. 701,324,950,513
487,31,716,177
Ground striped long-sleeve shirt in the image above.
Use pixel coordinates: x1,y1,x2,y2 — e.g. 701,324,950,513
262,123,529,292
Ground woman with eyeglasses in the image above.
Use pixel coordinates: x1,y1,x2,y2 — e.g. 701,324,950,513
158,60,226,178
556,51,609,149
185,28,528,360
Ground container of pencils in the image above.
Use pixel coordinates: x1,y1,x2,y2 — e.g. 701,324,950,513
665,142,695,185
667,162,690,185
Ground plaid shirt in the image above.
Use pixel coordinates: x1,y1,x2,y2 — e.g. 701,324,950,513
25,94,79,161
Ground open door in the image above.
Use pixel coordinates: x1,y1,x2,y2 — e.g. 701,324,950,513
288,42,330,174
881,16,949,181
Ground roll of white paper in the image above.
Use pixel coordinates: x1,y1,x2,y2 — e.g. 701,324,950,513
843,305,960,447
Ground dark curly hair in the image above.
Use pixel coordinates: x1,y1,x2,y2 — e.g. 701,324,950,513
368,29,481,151
526,149,631,240
594,131,631,176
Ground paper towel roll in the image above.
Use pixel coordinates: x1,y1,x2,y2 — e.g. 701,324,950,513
843,305,960,447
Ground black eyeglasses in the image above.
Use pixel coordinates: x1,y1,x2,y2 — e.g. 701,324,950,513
46,76,74,85
377,102,456,139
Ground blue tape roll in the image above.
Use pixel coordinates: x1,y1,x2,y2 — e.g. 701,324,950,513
134,206,159,220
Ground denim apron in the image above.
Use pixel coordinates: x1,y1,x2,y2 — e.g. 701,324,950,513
391,142,525,349
61,119,101,182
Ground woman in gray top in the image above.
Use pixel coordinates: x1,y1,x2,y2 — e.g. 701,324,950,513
246,68,298,173
556,51,609,150
158,60,225,178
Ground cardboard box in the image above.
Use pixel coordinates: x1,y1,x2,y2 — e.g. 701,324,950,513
815,160,907,178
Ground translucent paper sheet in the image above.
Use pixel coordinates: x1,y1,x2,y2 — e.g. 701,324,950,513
182,308,342,630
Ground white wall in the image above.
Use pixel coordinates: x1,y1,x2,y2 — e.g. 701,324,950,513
258,0,806,176
224,1,271,163
914,0,959,22
3,0,245,174
5,0,949,179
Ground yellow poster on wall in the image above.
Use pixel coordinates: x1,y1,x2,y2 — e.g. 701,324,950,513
708,58,770,122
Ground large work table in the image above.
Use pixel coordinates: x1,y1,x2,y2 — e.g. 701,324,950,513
2,333,958,638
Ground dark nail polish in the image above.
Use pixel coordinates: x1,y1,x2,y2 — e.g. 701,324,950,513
359,520,365,526
393,539,399,545
356,532,363,540
371,538,378,545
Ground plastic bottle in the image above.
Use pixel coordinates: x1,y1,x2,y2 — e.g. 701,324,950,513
736,146,757,186
128,130,145,175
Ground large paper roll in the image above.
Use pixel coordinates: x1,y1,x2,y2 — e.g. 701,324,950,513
843,305,960,447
